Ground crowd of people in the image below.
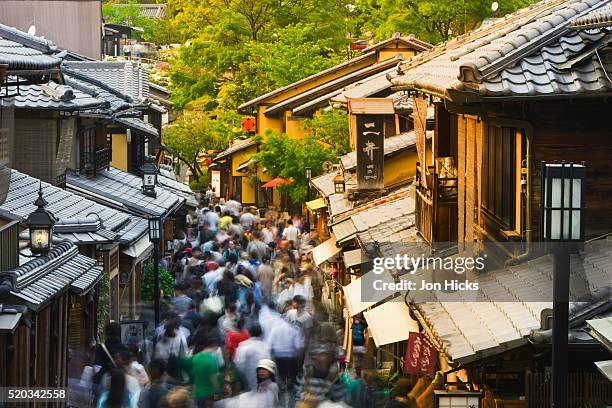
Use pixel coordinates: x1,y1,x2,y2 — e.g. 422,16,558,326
86,191,414,408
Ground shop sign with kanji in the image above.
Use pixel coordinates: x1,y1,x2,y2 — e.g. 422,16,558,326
404,332,438,376
356,114,384,190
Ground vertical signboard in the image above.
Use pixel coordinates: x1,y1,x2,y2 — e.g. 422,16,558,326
403,332,438,376
211,170,221,197
356,114,385,190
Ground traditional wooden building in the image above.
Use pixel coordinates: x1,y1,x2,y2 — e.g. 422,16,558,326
367,0,612,404
214,34,432,207
0,239,103,390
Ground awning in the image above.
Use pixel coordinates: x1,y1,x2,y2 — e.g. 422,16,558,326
343,270,394,316
587,317,612,353
122,234,153,262
0,313,22,333
306,198,327,212
594,360,612,381
363,301,419,347
236,159,255,173
343,248,370,268
312,234,341,266
331,218,357,244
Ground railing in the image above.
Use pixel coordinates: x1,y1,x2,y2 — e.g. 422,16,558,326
81,148,111,177
525,372,612,407
55,171,66,188
0,220,19,271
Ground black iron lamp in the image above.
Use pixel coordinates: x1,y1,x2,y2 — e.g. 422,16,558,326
541,161,586,242
26,183,57,255
333,172,345,194
141,156,158,198
305,166,312,181
541,161,586,408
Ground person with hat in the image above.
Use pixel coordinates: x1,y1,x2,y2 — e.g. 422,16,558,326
213,359,280,408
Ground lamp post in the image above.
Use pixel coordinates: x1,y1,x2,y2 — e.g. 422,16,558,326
148,215,162,327
26,182,57,255
541,161,586,408
141,156,158,198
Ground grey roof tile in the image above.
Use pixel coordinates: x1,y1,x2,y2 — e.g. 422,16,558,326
392,0,612,98
6,242,103,309
0,169,146,245
0,24,63,71
66,167,183,217
64,61,150,100
7,82,105,111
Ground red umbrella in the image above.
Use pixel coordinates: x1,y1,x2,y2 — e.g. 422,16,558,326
261,177,293,188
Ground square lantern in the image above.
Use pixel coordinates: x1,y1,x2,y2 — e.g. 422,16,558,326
27,184,57,255
434,391,482,408
541,161,586,242
305,166,312,180
333,172,346,194
141,156,158,198
148,216,162,242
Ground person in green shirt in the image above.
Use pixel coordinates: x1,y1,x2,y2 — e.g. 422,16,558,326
183,335,221,408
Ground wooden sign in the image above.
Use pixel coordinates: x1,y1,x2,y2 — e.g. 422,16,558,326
356,114,385,190
404,332,438,376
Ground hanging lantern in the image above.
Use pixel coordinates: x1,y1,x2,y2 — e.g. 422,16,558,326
26,183,57,255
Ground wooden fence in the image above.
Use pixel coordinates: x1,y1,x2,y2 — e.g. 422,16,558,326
526,372,612,408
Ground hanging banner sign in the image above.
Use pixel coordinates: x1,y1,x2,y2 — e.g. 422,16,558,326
356,114,385,190
404,332,438,376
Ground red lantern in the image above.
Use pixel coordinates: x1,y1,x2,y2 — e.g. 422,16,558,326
242,117,256,133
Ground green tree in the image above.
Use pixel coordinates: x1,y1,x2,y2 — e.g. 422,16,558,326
163,112,245,182
301,109,350,156
254,131,337,202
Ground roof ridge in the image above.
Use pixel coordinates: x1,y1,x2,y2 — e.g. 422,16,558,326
0,23,58,54
471,0,604,82
62,68,135,104
396,0,570,77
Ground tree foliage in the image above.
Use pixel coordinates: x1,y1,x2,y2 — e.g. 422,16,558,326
163,111,247,181
301,110,350,156
253,131,337,202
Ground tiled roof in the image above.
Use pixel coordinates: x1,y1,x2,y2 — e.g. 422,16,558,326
158,174,198,208
64,73,133,113
4,242,103,309
63,61,150,101
340,131,431,171
392,0,612,99
572,2,612,27
114,3,167,19
66,167,184,217
0,23,63,71
0,169,146,245
331,190,415,243
116,116,159,137
391,238,612,364
238,51,380,112
214,138,257,161
330,68,395,104
362,33,433,53
264,56,404,116
9,82,106,111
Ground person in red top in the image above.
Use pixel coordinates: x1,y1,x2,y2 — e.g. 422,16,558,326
225,319,250,361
